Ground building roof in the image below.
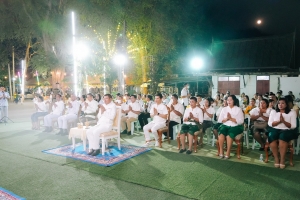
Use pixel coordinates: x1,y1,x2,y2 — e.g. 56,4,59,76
211,33,296,72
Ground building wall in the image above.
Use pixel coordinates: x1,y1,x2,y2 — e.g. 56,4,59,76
212,75,288,98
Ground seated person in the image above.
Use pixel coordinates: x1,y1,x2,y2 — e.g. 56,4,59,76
213,98,227,140
143,93,168,147
218,95,244,159
250,99,272,150
179,97,203,154
138,95,154,129
268,97,297,169
166,94,184,140
121,95,141,135
81,93,98,121
31,95,49,130
43,94,65,132
57,94,81,135
86,94,116,156
200,98,216,145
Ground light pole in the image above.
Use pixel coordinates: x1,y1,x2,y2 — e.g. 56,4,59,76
71,11,78,96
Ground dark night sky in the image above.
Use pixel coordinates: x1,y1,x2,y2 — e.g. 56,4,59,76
205,0,300,39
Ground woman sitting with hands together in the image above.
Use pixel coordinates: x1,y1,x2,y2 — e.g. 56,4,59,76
267,97,297,169
217,95,244,159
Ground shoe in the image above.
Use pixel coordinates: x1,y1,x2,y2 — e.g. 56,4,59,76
179,148,186,153
224,156,230,159
142,142,151,147
280,164,285,169
186,150,192,154
155,141,159,147
91,149,100,156
43,128,49,132
127,131,131,135
87,149,95,155
274,163,280,168
56,129,63,135
219,154,224,159
121,130,127,134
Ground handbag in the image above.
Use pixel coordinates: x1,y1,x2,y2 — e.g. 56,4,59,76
253,120,268,129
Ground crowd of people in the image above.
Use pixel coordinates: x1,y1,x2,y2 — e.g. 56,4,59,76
29,83,299,167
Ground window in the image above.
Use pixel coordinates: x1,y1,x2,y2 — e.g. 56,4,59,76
256,76,270,94
218,77,228,81
229,77,240,81
257,76,269,80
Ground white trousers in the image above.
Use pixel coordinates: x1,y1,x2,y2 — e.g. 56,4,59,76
44,113,60,127
143,121,166,141
0,106,8,120
58,114,77,129
86,124,112,150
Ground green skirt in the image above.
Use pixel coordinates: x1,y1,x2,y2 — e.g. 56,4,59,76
180,124,200,135
218,124,244,139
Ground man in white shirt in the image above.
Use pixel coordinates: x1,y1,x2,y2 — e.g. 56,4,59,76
167,94,184,140
43,94,65,132
57,94,81,135
86,94,116,156
196,94,205,107
138,95,154,129
137,94,145,112
121,95,141,135
179,97,203,154
0,87,10,122
180,83,190,108
81,93,98,121
143,93,168,147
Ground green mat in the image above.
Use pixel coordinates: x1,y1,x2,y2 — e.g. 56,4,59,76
65,150,300,199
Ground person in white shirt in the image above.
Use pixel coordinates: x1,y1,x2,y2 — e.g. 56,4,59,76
0,86,10,122
138,95,154,129
87,94,116,156
179,96,203,154
196,95,205,108
143,94,168,147
199,98,216,145
213,98,227,139
31,95,49,129
137,94,145,112
57,94,81,135
255,94,262,107
250,98,272,151
180,83,190,108
218,95,244,159
167,94,184,140
121,95,141,135
79,95,86,115
268,97,297,169
43,94,65,132
81,93,98,121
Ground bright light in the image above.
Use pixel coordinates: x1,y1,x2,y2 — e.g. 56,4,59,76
21,60,25,95
257,20,262,24
114,54,127,66
75,42,89,60
72,11,77,96
191,57,204,69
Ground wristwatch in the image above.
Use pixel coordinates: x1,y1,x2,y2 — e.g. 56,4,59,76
157,113,160,116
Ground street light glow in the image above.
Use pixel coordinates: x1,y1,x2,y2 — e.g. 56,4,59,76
257,19,262,24
72,11,78,96
114,54,127,65
75,42,89,60
191,57,204,69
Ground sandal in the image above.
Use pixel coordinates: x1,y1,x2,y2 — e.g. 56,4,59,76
280,164,285,169
274,163,280,168
224,156,230,159
219,154,224,159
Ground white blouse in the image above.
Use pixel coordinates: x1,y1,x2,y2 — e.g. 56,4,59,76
218,106,244,126
35,102,47,112
268,110,297,130
249,107,272,121
203,106,215,121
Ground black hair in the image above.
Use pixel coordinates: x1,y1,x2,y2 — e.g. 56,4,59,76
205,98,211,107
81,95,86,101
183,83,188,86
245,95,249,105
38,95,44,101
104,94,112,99
275,97,290,114
155,93,163,99
147,95,153,100
285,95,294,104
95,93,101,102
189,96,197,102
260,98,269,108
87,93,94,98
172,94,178,100
228,95,239,107
131,95,137,99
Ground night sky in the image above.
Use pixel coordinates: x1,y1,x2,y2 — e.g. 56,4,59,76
206,0,300,40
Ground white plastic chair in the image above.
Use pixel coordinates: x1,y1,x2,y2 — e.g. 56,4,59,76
130,120,139,135
99,106,121,155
